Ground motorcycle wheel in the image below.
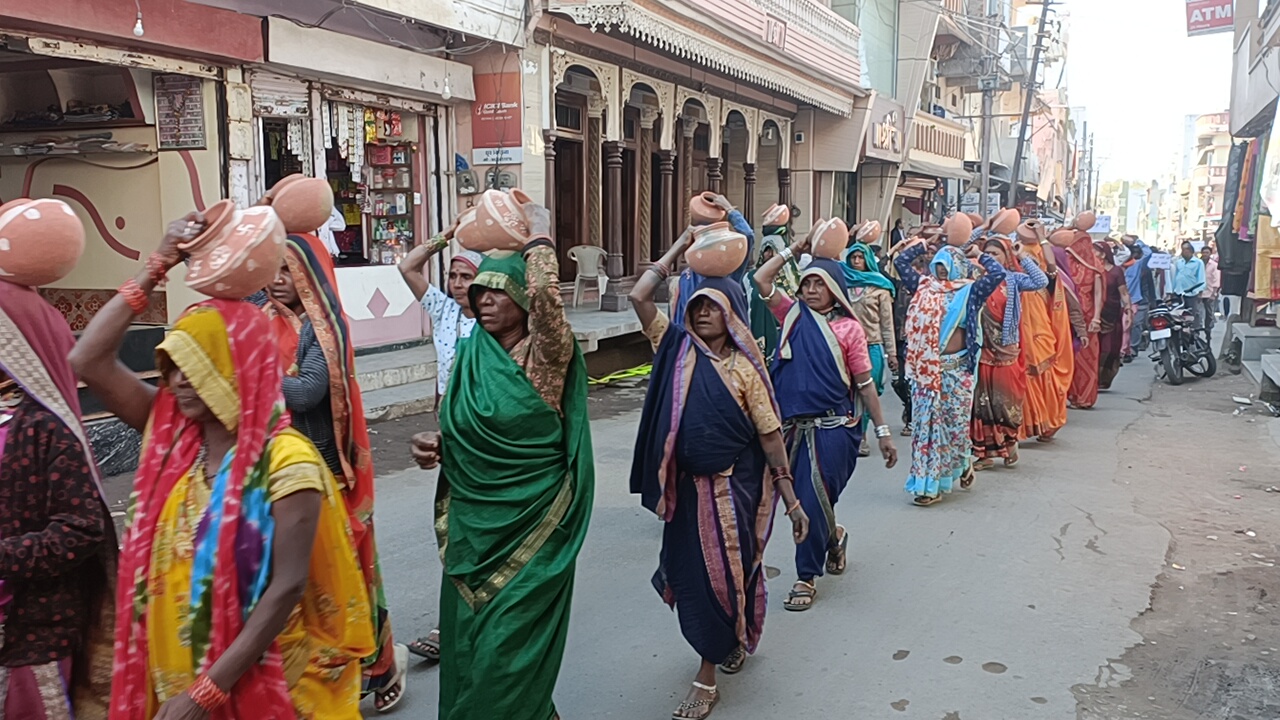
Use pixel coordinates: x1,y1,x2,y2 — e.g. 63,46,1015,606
1162,346,1184,385
1188,347,1218,378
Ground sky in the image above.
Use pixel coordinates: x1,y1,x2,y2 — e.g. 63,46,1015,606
1060,0,1234,185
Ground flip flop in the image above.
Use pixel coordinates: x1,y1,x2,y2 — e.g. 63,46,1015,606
374,643,409,713
407,629,440,662
913,495,940,507
784,581,817,611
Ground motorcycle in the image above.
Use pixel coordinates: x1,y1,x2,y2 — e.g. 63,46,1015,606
1147,300,1216,385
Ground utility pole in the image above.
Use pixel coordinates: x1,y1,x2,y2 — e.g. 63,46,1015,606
978,1,999,219
1077,119,1087,211
1009,0,1053,210
1084,133,1095,211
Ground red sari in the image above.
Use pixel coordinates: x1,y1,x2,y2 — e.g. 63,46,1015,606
1065,233,1104,408
971,283,1027,460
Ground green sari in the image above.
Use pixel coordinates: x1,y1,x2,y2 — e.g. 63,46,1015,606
435,253,594,720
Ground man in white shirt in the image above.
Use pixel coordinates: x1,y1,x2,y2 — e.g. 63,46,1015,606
316,205,346,257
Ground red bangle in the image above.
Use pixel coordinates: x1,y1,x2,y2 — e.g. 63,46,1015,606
785,499,802,516
187,675,228,712
118,280,149,315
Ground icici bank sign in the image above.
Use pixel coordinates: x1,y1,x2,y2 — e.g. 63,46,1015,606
1186,0,1233,37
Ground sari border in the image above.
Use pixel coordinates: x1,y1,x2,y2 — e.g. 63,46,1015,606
157,330,239,432
449,471,575,612
779,301,851,388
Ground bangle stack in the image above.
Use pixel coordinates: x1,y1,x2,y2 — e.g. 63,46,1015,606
187,675,228,712
778,246,794,262
118,279,149,315
874,424,892,439
144,252,171,286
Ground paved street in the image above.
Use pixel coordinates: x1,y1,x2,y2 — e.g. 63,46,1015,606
361,365,1175,719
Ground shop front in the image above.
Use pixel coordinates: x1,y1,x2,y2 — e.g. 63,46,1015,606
0,3,261,331
251,18,472,348
902,111,974,226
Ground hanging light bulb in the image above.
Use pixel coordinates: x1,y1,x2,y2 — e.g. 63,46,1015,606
133,0,145,37
441,75,452,101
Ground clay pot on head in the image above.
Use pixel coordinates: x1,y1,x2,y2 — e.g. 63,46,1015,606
183,205,287,299
0,198,86,288
1073,211,1097,232
810,218,849,260
1048,227,1076,248
856,220,883,244
179,199,238,257
990,208,1021,236
945,213,974,246
455,189,530,253
965,212,984,228
762,203,790,227
1016,220,1046,245
267,174,335,234
686,221,748,278
689,193,727,226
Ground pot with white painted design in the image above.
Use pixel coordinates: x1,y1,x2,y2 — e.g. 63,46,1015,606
182,205,286,299
0,198,86,288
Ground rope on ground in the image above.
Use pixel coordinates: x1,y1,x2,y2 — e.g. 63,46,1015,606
587,364,652,386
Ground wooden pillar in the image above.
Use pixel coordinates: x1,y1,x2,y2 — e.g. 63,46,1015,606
602,140,628,311
587,96,605,247
681,118,697,227
638,108,658,266
542,130,557,229
658,150,676,252
706,156,723,194
778,168,792,207
743,162,757,229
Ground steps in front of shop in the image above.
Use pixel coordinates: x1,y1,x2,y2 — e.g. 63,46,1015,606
357,344,437,422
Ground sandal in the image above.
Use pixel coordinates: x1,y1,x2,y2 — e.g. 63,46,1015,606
673,682,719,719
972,459,995,472
825,525,849,575
901,422,913,437
960,466,976,489
373,643,409,712
858,437,871,457
913,495,940,507
407,628,440,662
784,580,817,611
719,646,747,675
1004,446,1019,468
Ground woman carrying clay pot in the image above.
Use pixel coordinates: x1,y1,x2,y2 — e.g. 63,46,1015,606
894,239,1006,507
754,226,898,611
627,228,808,720
410,200,593,720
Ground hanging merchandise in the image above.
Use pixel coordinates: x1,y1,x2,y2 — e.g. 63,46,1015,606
364,107,377,143
322,100,334,150
285,117,312,177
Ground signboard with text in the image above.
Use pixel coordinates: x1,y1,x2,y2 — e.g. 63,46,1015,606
1186,0,1233,37
863,95,908,163
471,71,522,165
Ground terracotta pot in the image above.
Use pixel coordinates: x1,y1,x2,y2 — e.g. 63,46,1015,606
855,220,882,244
965,212,984,228
1073,211,1097,232
1016,220,1046,245
946,213,974,246
268,174,334,234
687,221,748,278
991,208,1021,235
810,218,849,260
689,193,727,226
762,203,790,227
183,205,286,299
455,189,529,253
179,199,237,256
1048,227,1076,248
0,198,86,288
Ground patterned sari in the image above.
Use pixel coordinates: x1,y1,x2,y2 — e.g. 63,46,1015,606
631,278,780,664
971,284,1027,459
0,282,115,720
1064,233,1104,408
265,235,394,687
110,301,373,720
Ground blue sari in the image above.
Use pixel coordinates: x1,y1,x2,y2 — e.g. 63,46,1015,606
771,259,862,581
630,281,778,663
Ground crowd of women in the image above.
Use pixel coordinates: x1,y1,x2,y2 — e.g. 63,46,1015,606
1,180,1134,720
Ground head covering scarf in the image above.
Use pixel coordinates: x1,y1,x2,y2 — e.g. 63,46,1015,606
468,251,530,313
841,242,895,295
112,300,298,720
796,258,858,320
904,247,976,392
452,250,484,274
264,235,389,675
0,281,116,716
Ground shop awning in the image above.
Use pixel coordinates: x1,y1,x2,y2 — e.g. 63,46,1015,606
903,157,972,182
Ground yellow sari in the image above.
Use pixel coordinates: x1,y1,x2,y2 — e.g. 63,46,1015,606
131,305,374,720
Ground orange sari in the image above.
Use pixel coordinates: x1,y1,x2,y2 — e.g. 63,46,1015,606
1019,243,1072,438
1064,233,1103,409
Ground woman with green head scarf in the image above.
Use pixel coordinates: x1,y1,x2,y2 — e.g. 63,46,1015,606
841,242,898,456
410,201,593,720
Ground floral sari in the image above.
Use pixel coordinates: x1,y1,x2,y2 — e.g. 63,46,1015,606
265,234,394,687
110,301,373,720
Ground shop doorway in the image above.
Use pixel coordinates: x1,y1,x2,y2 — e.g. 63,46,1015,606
261,119,305,192
554,137,585,282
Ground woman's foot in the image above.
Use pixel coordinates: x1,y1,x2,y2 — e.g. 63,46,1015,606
1036,429,1058,443
1004,445,1019,467
973,458,995,472
825,525,849,575
784,580,817,611
900,422,913,437
407,628,441,662
373,643,409,712
913,494,940,506
960,465,976,489
673,682,719,719
719,646,747,675
859,436,871,457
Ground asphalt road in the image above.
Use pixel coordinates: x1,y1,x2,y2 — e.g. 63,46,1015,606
360,363,1173,719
